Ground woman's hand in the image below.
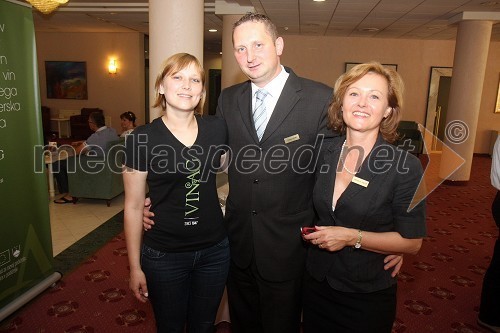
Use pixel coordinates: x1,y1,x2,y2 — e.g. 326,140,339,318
303,226,356,252
129,268,149,303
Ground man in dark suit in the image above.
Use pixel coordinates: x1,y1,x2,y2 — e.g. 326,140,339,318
216,14,331,333
143,13,401,333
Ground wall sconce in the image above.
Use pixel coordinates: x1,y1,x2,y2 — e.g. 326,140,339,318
108,59,117,74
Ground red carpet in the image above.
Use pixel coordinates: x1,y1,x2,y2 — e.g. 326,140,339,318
0,155,496,333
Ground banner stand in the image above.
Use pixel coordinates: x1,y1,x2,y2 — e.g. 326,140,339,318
0,271,62,322
0,0,60,319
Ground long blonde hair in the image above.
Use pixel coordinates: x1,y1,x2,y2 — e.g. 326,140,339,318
153,53,206,115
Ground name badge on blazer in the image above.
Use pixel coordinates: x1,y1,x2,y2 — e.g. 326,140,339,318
352,176,369,188
284,134,300,144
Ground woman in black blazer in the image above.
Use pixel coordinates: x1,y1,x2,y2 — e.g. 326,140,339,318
302,62,426,333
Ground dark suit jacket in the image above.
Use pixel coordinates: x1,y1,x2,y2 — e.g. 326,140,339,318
216,67,333,281
307,135,427,292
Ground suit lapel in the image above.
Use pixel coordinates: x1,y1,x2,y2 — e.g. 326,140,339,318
336,135,387,209
260,68,301,143
322,140,343,218
236,82,260,143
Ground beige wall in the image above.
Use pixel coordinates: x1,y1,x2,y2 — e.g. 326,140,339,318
35,32,145,135
280,35,500,153
35,31,499,153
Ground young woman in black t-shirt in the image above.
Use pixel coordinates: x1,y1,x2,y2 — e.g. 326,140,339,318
123,53,229,333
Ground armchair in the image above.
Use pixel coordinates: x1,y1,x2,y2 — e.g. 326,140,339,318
67,139,124,206
70,108,103,140
395,120,424,156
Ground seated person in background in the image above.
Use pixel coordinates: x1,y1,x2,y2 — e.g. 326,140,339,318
120,111,136,137
53,111,118,204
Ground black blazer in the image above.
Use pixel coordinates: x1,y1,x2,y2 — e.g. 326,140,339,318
216,67,333,281
307,135,427,292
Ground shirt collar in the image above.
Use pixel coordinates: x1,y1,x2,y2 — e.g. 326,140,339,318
251,65,289,98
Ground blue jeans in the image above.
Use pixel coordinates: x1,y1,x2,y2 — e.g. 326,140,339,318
141,238,230,333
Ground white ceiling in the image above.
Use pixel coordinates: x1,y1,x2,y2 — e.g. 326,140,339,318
28,0,500,55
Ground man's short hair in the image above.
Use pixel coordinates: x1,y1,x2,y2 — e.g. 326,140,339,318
89,112,105,128
232,13,279,44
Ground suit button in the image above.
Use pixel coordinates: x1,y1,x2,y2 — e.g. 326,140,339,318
253,179,259,184
252,210,257,215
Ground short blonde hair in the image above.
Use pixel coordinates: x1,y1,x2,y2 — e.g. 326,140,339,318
329,62,404,143
232,13,279,45
153,53,206,114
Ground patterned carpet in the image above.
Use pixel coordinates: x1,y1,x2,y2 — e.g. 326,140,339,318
0,155,496,333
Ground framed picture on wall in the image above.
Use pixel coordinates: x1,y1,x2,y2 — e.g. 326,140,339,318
45,61,88,99
345,62,398,72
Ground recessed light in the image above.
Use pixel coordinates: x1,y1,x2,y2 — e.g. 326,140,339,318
313,0,325,2
359,27,380,32
208,29,217,32
480,1,499,5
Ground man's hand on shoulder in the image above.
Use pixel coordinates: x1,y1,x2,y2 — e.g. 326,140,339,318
143,197,155,231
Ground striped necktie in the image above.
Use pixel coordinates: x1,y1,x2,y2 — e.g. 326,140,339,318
253,89,268,141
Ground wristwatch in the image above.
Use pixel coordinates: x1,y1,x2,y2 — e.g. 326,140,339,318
354,229,363,249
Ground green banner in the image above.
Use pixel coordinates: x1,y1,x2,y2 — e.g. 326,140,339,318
0,0,56,311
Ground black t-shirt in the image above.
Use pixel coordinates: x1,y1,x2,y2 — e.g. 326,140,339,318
124,115,228,252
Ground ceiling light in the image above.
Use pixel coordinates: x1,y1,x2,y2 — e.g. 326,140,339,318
480,1,499,5
313,0,326,2
359,27,380,32
209,29,217,32
26,0,69,14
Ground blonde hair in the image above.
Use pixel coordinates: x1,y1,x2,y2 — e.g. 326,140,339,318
153,53,206,114
329,61,404,143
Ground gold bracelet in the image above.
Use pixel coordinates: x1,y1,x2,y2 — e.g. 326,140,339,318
354,229,363,249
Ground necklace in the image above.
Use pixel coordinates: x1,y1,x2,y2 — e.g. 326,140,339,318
340,140,360,175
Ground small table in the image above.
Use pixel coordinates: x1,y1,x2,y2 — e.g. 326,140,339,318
45,148,74,197
50,118,71,138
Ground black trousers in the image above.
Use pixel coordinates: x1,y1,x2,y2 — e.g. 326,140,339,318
303,272,397,333
52,159,69,194
226,259,302,333
479,190,500,326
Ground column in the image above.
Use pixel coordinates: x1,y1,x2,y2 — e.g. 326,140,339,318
149,0,204,120
439,15,495,181
216,0,255,88
221,15,248,89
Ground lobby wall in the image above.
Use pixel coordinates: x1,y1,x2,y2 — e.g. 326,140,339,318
35,32,145,135
34,31,499,153
281,35,500,154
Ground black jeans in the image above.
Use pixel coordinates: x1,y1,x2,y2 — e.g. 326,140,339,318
141,238,230,333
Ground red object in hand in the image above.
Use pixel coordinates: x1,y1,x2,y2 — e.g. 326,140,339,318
301,226,317,235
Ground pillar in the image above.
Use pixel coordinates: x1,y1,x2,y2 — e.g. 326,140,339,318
439,18,493,181
215,0,255,89
148,0,204,120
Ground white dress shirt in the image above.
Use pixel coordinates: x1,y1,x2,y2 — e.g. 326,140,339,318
251,65,290,132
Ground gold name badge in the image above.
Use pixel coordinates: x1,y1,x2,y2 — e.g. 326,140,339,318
352,176,369,188
284,134,300,144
